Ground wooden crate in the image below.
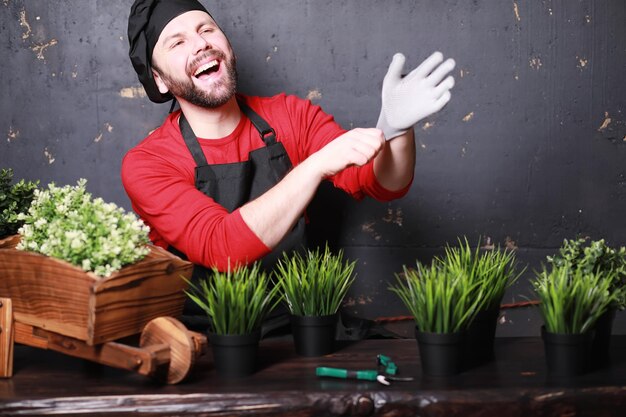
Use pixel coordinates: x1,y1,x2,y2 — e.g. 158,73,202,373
0,240,192,345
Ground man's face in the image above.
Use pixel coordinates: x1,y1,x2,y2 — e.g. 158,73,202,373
151,10,237,108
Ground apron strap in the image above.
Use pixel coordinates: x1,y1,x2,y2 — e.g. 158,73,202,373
179,98,278,168
237,100,278,146
179,115,209,166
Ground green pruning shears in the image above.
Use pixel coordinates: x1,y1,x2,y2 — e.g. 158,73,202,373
316,354,413,386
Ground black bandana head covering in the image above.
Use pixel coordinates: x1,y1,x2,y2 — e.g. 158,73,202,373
128,0,212,103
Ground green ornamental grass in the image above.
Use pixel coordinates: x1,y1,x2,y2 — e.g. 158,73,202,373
185,262,282,335
532,266,619,334
274,244,356,317
389,262,484,334
17,179,150,277
436,237,525,312
0,168,39,238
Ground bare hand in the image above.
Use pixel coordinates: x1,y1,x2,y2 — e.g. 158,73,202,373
311,128,386,178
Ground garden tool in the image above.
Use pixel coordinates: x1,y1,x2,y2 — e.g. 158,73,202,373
315,354,413,385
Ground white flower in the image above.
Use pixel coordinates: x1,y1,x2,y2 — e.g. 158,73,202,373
34,218,47,228
81,259,91,271
65,230,80,240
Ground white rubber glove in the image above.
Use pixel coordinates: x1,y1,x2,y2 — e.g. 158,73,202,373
377,51,456,140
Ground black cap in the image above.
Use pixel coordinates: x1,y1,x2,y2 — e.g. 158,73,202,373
128,0,211,103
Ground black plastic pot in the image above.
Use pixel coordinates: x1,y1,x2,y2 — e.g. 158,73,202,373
291,314,337,357
415,328,466,376
208,330,261,377
465,308,500,368
541,326,592,377
591,308,616,368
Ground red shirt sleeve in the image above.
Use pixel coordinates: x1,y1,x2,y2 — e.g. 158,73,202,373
271,95,412,201
121,123,270,272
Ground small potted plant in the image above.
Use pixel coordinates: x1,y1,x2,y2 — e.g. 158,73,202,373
1,179,193,346
436,238,525,366
389,261,483,376
274,244,356,357
185,262,281,377
547,237,626,364
532,265,619,377
0,168,38,248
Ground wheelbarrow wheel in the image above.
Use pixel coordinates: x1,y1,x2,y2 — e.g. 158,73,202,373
140,316,208,384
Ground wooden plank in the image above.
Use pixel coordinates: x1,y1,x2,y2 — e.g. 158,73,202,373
0,298,14,377
38,327,171,378
13,322,49,349
13,312,87,342
13,321,173,380
0,337,625,416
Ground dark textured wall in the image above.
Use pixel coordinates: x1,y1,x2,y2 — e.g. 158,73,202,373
1,1,624,336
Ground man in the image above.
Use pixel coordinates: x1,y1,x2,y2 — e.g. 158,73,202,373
124,0,455,277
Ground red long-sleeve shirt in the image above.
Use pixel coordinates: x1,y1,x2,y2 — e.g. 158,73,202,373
122,94,411,270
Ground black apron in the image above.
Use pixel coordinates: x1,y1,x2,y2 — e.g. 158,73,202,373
171,99,305,332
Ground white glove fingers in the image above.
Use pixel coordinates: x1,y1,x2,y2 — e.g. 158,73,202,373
384,53,406,82
433,75,455,97
425,58,456,87
410,51,444,81
432,90,452,113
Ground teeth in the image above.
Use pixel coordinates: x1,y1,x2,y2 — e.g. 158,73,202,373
194,60,218,76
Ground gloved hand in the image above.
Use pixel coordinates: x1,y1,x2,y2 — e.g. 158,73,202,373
377,51,456,140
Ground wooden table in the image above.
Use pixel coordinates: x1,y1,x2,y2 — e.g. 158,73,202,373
0,335,624,416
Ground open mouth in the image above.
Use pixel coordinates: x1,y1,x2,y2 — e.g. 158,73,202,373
193,59,220,80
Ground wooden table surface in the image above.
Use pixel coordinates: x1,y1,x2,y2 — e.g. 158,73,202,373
0,335,624,416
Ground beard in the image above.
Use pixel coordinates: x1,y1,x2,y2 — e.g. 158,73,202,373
156,51,238,109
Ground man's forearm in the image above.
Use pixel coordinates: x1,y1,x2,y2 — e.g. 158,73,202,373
239,155,323,249
239,127,386,249
373,129,416,191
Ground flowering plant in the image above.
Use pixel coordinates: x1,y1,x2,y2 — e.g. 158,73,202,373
17,179,150,277
547,237,626,309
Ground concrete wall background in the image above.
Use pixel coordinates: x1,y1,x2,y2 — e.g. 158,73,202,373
1,0,625,336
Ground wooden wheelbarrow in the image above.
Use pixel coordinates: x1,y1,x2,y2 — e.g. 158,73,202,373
0,236,207,384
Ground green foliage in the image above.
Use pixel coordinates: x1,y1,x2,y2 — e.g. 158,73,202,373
185,263,282,335
547,237,626,309
532,266,619,334
17,179,150,277
274,244,356,316
389,262,484,334
436,237,525,311
0,168,39,238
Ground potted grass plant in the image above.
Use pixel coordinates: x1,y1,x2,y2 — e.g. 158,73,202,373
274,244,356,357
0,168,38,248
185,262,281,377
389,262,484,376
436,238,525,366
532,265,619,377
547,237,626,365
